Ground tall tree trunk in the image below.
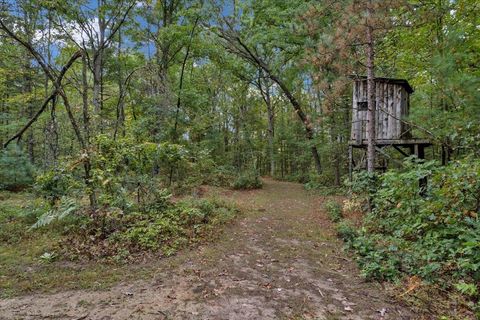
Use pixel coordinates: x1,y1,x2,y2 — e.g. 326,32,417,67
234,39,322,174
172,16,199,142
23,10,35,164
26,68,35,164
93,0,106,131
82,54,97,208
0,20,96,207
221,32,323,174
258,72,275,176
46,11,58,168
223,117,229,154
329,116,341,186
0,93,6,147
366,1,376,173
267,103,275,176
153,1,173,141
233,111,241,170
264,70,321,174
48,100,59,167
114,28,125,140
93,54,103,115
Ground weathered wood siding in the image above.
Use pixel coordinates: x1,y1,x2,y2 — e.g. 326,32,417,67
351,79,410,143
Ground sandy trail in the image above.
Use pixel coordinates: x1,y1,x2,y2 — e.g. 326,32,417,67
0,179,414,319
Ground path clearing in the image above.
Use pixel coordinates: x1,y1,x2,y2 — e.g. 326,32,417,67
0,179,414,319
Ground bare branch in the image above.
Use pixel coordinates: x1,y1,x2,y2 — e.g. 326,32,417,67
2,50,83,148
3,92,57,148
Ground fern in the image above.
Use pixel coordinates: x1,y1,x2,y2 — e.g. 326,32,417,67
31,197,79,229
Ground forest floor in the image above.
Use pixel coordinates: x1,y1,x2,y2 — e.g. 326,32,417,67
0,179,415,320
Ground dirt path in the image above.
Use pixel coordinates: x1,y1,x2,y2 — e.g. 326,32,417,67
0,179,414,320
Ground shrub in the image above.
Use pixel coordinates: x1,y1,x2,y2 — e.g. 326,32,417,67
232,171,262,190
349,233,403,281
59,192,239,260
305,172,336,187
345,170,379,195
342,198,362,213
324,200,343,222
30,197,79,229
303,173,346,195
346,157,480,284
35,168,80,204
92,137,190,205
203,165,235,187
336,220,357,242
114,197,237,256
280,173,310,183
0,146,35,191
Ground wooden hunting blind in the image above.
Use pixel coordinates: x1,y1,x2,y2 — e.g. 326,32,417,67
351,76,415,144
348,76,431,174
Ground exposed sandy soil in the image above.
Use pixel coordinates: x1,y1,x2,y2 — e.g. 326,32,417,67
0,179,415,320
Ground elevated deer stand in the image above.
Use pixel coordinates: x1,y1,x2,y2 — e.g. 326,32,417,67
348,77,431,179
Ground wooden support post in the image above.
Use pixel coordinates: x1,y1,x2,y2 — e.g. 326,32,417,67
348,145,353,181
415,143,427,195
418,145,425,159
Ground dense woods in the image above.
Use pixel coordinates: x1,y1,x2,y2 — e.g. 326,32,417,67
0,0,479,318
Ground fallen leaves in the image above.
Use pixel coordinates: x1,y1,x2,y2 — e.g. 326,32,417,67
400,275,422,297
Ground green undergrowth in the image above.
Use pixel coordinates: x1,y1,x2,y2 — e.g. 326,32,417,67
0,146,35,192
273,172,346,195
305,185,346,196
324,200,343,223
232,170,263,190
337,157,480,318
0,189,239,297
298,173,347,195
61,194,239,261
